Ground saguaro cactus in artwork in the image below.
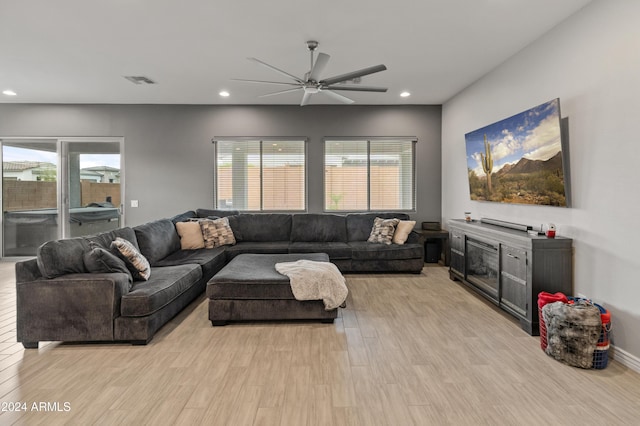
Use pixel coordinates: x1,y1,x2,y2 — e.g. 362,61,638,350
480,134,493,193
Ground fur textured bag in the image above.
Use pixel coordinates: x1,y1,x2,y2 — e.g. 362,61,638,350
542,301,601,368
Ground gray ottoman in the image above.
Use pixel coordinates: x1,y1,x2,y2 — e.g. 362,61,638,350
207,253,339,325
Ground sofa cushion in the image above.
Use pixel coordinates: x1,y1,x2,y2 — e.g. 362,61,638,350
349,241,424,260
111,238,151,281
225,241,290,259
170,210,197,224
346,212,410,242
175,221,205,250
368,217,400,245
200,217,236,248
83,245,133,284
288,242,352,260
120,264,202,317
154,247,227,280
227,214,292,242
393,220,416,245
134,219,181,265
35,227,142,280
290,214,347,242
196,208,239,218
87,227,140,251
37,237,91,279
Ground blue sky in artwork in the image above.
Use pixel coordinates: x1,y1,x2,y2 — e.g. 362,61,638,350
465,98,562,176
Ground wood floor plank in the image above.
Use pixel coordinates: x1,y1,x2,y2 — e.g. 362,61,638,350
1,261,640,425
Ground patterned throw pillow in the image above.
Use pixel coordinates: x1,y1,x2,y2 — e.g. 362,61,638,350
199,217,236,248
367,217,400,245
111,237,151,281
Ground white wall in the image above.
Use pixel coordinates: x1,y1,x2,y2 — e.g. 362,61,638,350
442,0,640,361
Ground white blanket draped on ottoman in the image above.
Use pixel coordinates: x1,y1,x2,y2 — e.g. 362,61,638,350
275,260,348,310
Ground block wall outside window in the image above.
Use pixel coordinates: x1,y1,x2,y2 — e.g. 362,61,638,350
324,139,415,212
214,139,306,211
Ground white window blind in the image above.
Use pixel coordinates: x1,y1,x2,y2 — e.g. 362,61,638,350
324,139,415,211
324,140,368,210
215,139,306,211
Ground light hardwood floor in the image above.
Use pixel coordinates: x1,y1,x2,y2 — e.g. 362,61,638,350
1,261,639,425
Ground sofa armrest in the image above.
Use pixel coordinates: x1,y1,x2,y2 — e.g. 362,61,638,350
15,258,42,283
16,273,130,347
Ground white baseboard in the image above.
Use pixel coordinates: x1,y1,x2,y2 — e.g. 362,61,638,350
611,345,640,374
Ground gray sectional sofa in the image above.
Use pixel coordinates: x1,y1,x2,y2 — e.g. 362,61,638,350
15,209,424,348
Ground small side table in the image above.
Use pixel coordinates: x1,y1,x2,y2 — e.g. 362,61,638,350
416,229,450,266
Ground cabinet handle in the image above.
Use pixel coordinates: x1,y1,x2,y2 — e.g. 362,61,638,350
507,253,519,259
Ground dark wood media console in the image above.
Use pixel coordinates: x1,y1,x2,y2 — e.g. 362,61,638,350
448,219,573,335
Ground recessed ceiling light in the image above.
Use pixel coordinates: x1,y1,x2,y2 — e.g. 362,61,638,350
219,91,230,97
400,91,411,98
2,89,17,96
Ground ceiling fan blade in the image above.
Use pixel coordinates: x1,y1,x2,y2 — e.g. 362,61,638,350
320,90,355,104
231,78,300,86
325,85,388,92
320,64,387,86
309,53,330,81
301,91,313,106
258,87,302,98
248,57,304,83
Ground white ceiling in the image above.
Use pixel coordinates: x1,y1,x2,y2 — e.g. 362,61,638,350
0,0,593,105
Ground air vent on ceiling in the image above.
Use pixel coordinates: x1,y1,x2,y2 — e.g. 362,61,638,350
124,76,156,85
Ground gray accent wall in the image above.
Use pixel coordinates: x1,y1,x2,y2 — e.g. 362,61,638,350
0,104,441,226
442,0,640,362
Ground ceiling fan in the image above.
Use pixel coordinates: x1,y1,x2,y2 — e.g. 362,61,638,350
232,40,388,106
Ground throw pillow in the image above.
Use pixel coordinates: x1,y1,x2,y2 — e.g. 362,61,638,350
111,237,151,281
175,221,205,250
83,245,133,284
367,217,400,245
392,220,417,245
200,217,236,248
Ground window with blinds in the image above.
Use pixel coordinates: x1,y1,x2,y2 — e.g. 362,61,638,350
324,139,415,211
214,139,306,211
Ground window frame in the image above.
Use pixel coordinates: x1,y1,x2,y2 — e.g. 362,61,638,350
323,137,417,213
212,137,308,212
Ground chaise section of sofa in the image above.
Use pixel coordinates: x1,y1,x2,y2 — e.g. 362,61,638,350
15,214,225,349
16,261,131,348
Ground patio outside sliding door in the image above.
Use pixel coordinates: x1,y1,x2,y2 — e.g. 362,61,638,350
1,137,123,258
60,140,122,239
1,139,59,256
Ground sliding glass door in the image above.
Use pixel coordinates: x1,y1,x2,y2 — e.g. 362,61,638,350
1,137,123,257
2,139,59,256
61,140,122,239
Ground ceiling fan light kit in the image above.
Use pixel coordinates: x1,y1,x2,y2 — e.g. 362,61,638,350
232,40,388,106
